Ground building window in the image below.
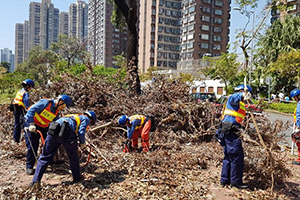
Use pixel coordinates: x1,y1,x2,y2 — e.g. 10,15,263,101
200,43,209,49
214,18,223,24
189,15,195,22
202,7,210,13
202,15,210,22
202,0,211,4
188,33,194,40
201,34,209,40
187,43,193,49
217,87,223,95
215,0,223,6
201,25,210,31
182,44,187,50
208,87,214,93
213,35,222,41
183,27,187,32
213,27,222,33
214,9,223,15
189,6,195,13
213,44,221,50
188,24,194,31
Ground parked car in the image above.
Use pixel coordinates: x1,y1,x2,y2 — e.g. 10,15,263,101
190,92,217,103
213,95,263,117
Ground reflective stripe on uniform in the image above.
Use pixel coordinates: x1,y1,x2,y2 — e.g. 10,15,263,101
130,115,146,130
65,114,81,133
294,107,297,124
13,90,26,108
34,102,59,128
221,97,246,124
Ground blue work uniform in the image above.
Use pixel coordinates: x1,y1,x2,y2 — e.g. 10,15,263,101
12,88,30,143
24,99,60,170
32,115,90,183
216,92,245,186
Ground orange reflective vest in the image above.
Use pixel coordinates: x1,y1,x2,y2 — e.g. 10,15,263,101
33,101,59,128
221,98,246,124
294,107,297,124
13,90,26,108
130,115,146,130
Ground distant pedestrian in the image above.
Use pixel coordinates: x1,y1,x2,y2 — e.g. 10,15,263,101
279,92,284,102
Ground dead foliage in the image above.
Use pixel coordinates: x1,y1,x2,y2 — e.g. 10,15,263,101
0,73,298,199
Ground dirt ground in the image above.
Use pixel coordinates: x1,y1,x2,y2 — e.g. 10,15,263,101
0,133,299,200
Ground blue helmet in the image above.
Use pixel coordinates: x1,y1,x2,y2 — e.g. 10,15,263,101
234,84,253,93
84,111,97,125
290,89,300,98
22,79,35,88
58,94,72,107
118,115,128,126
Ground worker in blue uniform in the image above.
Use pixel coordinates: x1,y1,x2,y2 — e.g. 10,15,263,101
30,111,96,186
23,95,72,175
12,79,34,143
215,84,252,189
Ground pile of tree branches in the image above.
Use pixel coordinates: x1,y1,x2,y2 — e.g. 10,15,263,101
0,73,294,199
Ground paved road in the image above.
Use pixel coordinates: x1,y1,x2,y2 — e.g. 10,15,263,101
264,111,294,147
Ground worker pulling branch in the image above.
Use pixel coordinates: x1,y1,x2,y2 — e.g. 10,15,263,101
23,94,71,175
30,111,97,187
215,84,252,189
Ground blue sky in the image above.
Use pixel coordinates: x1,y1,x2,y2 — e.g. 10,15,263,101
0,0,267,54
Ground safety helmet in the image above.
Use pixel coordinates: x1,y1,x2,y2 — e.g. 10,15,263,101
22,79,35,88
118,115,128,126
290,89,300,98
58,94,72,107
84,111,97,125
234,84,253,93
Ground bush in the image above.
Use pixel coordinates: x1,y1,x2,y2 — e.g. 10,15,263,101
268,102,297,113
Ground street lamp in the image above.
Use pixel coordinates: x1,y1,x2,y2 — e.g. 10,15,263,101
233,7,255,86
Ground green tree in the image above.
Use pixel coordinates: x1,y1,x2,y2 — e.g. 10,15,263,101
16,46,58,86
256,15,300,93
271,50,300,89
201,53,240,94
111,0,141,95
51,34,89,68
0,62,10,73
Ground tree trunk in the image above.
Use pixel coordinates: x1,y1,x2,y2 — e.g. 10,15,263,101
114,0,141,96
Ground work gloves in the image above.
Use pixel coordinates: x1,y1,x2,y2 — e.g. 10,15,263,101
242,92,252,101
28,123,36,133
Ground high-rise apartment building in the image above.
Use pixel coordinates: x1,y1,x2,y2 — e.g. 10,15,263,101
181,0,230,60
23,20,30,61
88,0,127,67
15,23,24,67
59,12,69,36
1,48,15,72
40,0,59,49
29,2,41,50
138,0,231,73
138,0,182,73
69,1,88,40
